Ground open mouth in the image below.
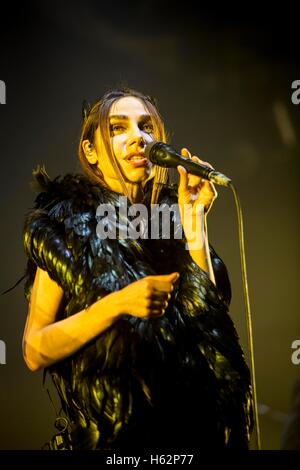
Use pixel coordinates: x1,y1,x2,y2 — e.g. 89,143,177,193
125,153,148,167
128,156,146,161
126,153,147,162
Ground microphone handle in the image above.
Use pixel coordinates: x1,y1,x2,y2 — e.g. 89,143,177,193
149,143,232,188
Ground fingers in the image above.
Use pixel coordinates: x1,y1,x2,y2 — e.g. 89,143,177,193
191,156,217,197
181,148,191,158
123,273,180,320
139,290,170,318
151,292,171,303
188,156,203,188
191,155,215,171
151,272,179,282
178,149,218,209
151,284,173,295
150,296,170,316
150,294,171,317
147,272,179,289
177,149,190,193
178,148,216,190
180,148,215,174
143,273,179,317
177,165,188,195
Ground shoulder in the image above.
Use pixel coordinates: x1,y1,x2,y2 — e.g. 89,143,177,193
23,166,110,246
22,166,106,295
28,165,103,217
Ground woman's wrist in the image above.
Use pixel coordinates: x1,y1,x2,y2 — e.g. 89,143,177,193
91,292,124,322
183,213,216,285
182,215,206,249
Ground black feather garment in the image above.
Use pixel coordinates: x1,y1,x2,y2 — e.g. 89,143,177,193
23,168,253,449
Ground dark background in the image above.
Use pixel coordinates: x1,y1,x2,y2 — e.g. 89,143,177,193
0,0,299,450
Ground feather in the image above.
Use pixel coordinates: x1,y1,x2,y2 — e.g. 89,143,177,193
23,167,253,449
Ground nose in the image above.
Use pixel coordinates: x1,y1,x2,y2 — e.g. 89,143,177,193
127,124,146,148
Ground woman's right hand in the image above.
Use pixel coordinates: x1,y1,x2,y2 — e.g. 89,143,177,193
112,272,180,319
23,269,180,371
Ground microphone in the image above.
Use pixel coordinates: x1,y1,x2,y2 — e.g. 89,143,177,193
145,141,232,187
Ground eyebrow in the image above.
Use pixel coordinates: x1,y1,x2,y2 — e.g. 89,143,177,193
109,114,152,121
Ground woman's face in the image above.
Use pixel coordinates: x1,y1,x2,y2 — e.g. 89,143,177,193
94,96,155,185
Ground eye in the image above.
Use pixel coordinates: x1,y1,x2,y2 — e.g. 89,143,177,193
110,124,126,135
141,122,154,134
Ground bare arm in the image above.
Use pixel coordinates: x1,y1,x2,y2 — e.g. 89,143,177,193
22,267,122,371
187,215,216,284
23,268,178,372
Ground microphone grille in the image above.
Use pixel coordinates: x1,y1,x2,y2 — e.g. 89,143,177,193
144,141,158,159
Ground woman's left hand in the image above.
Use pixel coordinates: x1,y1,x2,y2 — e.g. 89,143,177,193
177,147,217,278
177,147,218,217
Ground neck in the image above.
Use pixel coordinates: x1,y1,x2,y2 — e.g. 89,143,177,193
124,182,145,203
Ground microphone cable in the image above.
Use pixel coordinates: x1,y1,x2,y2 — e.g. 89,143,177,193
229,181,261,450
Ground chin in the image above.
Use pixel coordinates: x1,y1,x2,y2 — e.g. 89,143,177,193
126,169,150,183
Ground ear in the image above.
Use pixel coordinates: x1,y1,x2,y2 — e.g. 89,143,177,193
82,139,98,164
